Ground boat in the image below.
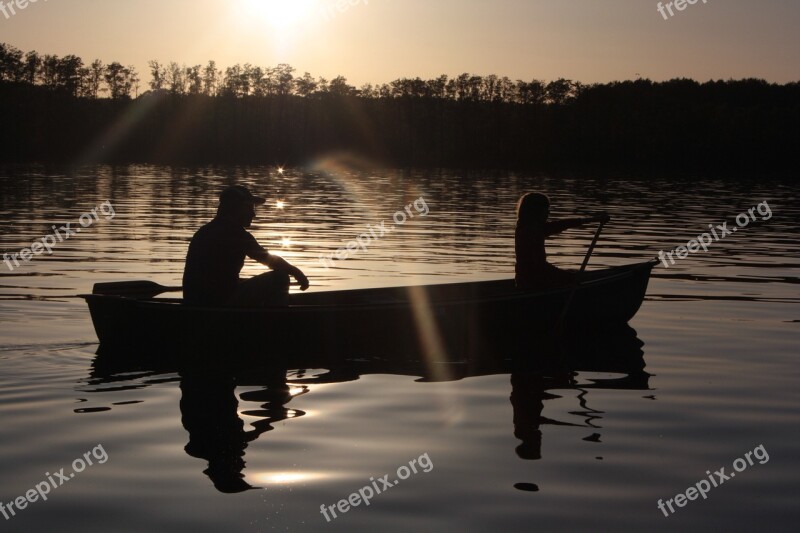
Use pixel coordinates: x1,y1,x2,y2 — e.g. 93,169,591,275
81,260,657,361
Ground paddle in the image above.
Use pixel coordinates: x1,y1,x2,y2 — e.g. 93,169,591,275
92,280,183,299
555,218,607,336
92,280,302,300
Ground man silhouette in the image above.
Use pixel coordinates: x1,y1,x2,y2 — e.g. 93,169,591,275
183,185,309,307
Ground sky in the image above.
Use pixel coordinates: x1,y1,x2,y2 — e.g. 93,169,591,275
1,0,799,87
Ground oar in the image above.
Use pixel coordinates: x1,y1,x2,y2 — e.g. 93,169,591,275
92,281,183,299
92,280,302,300
555,219,607,336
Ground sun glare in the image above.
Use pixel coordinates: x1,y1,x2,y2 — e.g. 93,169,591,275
240,0,318,31
252,471,330,485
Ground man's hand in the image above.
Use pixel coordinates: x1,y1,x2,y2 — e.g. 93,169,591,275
256,250,310,291
290,266,310,291
595,213,611,224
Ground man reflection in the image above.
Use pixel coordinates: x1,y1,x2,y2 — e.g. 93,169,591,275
179,368,305,493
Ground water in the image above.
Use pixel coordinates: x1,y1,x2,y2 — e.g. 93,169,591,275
1,164,798,532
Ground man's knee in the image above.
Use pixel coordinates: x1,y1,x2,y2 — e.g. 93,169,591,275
252,270,289,288
273,271,290,289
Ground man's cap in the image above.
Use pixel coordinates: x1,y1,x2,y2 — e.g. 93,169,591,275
220,185,266,206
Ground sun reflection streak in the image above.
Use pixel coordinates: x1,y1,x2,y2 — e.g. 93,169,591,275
406,284,464,426
74,92,165,165
308,153,426,227
252,471,330,485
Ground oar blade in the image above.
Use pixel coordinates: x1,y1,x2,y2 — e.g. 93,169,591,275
92,281,182,299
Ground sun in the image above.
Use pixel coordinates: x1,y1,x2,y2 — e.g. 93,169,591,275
240,0,318,31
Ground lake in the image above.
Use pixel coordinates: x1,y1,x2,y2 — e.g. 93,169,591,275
1,164,798,532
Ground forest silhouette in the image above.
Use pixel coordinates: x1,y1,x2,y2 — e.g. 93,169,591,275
1,42,797,175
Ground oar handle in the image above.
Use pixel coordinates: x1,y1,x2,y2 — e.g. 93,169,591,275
556,219,607,336
579,220,606,273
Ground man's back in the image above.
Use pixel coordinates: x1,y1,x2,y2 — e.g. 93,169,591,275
183,217,261,306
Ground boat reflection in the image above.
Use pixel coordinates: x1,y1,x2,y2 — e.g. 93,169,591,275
80,325,649,494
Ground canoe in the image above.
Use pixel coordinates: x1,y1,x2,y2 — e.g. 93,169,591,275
81,260,656,360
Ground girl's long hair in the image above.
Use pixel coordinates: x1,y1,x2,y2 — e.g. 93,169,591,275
516,192,550,225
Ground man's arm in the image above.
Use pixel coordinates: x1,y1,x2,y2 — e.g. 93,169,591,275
249,248,310,291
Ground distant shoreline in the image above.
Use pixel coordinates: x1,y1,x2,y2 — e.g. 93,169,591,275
2,79,796,178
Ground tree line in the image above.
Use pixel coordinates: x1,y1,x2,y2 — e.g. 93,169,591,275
0,43,139,98
0,42,584,103
1,42,798,176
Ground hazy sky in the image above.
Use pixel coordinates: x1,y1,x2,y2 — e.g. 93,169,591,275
1,0,798,86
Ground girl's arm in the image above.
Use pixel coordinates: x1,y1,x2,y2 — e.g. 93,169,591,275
544,214,609,236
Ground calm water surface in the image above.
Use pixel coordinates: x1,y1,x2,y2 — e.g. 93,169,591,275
0,165,798,532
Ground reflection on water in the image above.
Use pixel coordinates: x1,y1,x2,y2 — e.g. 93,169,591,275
1,166,798,531
1,164,798,307
82,326,647,495
180,371,307,493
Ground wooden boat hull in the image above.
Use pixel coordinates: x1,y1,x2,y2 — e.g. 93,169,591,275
82,261,656,361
